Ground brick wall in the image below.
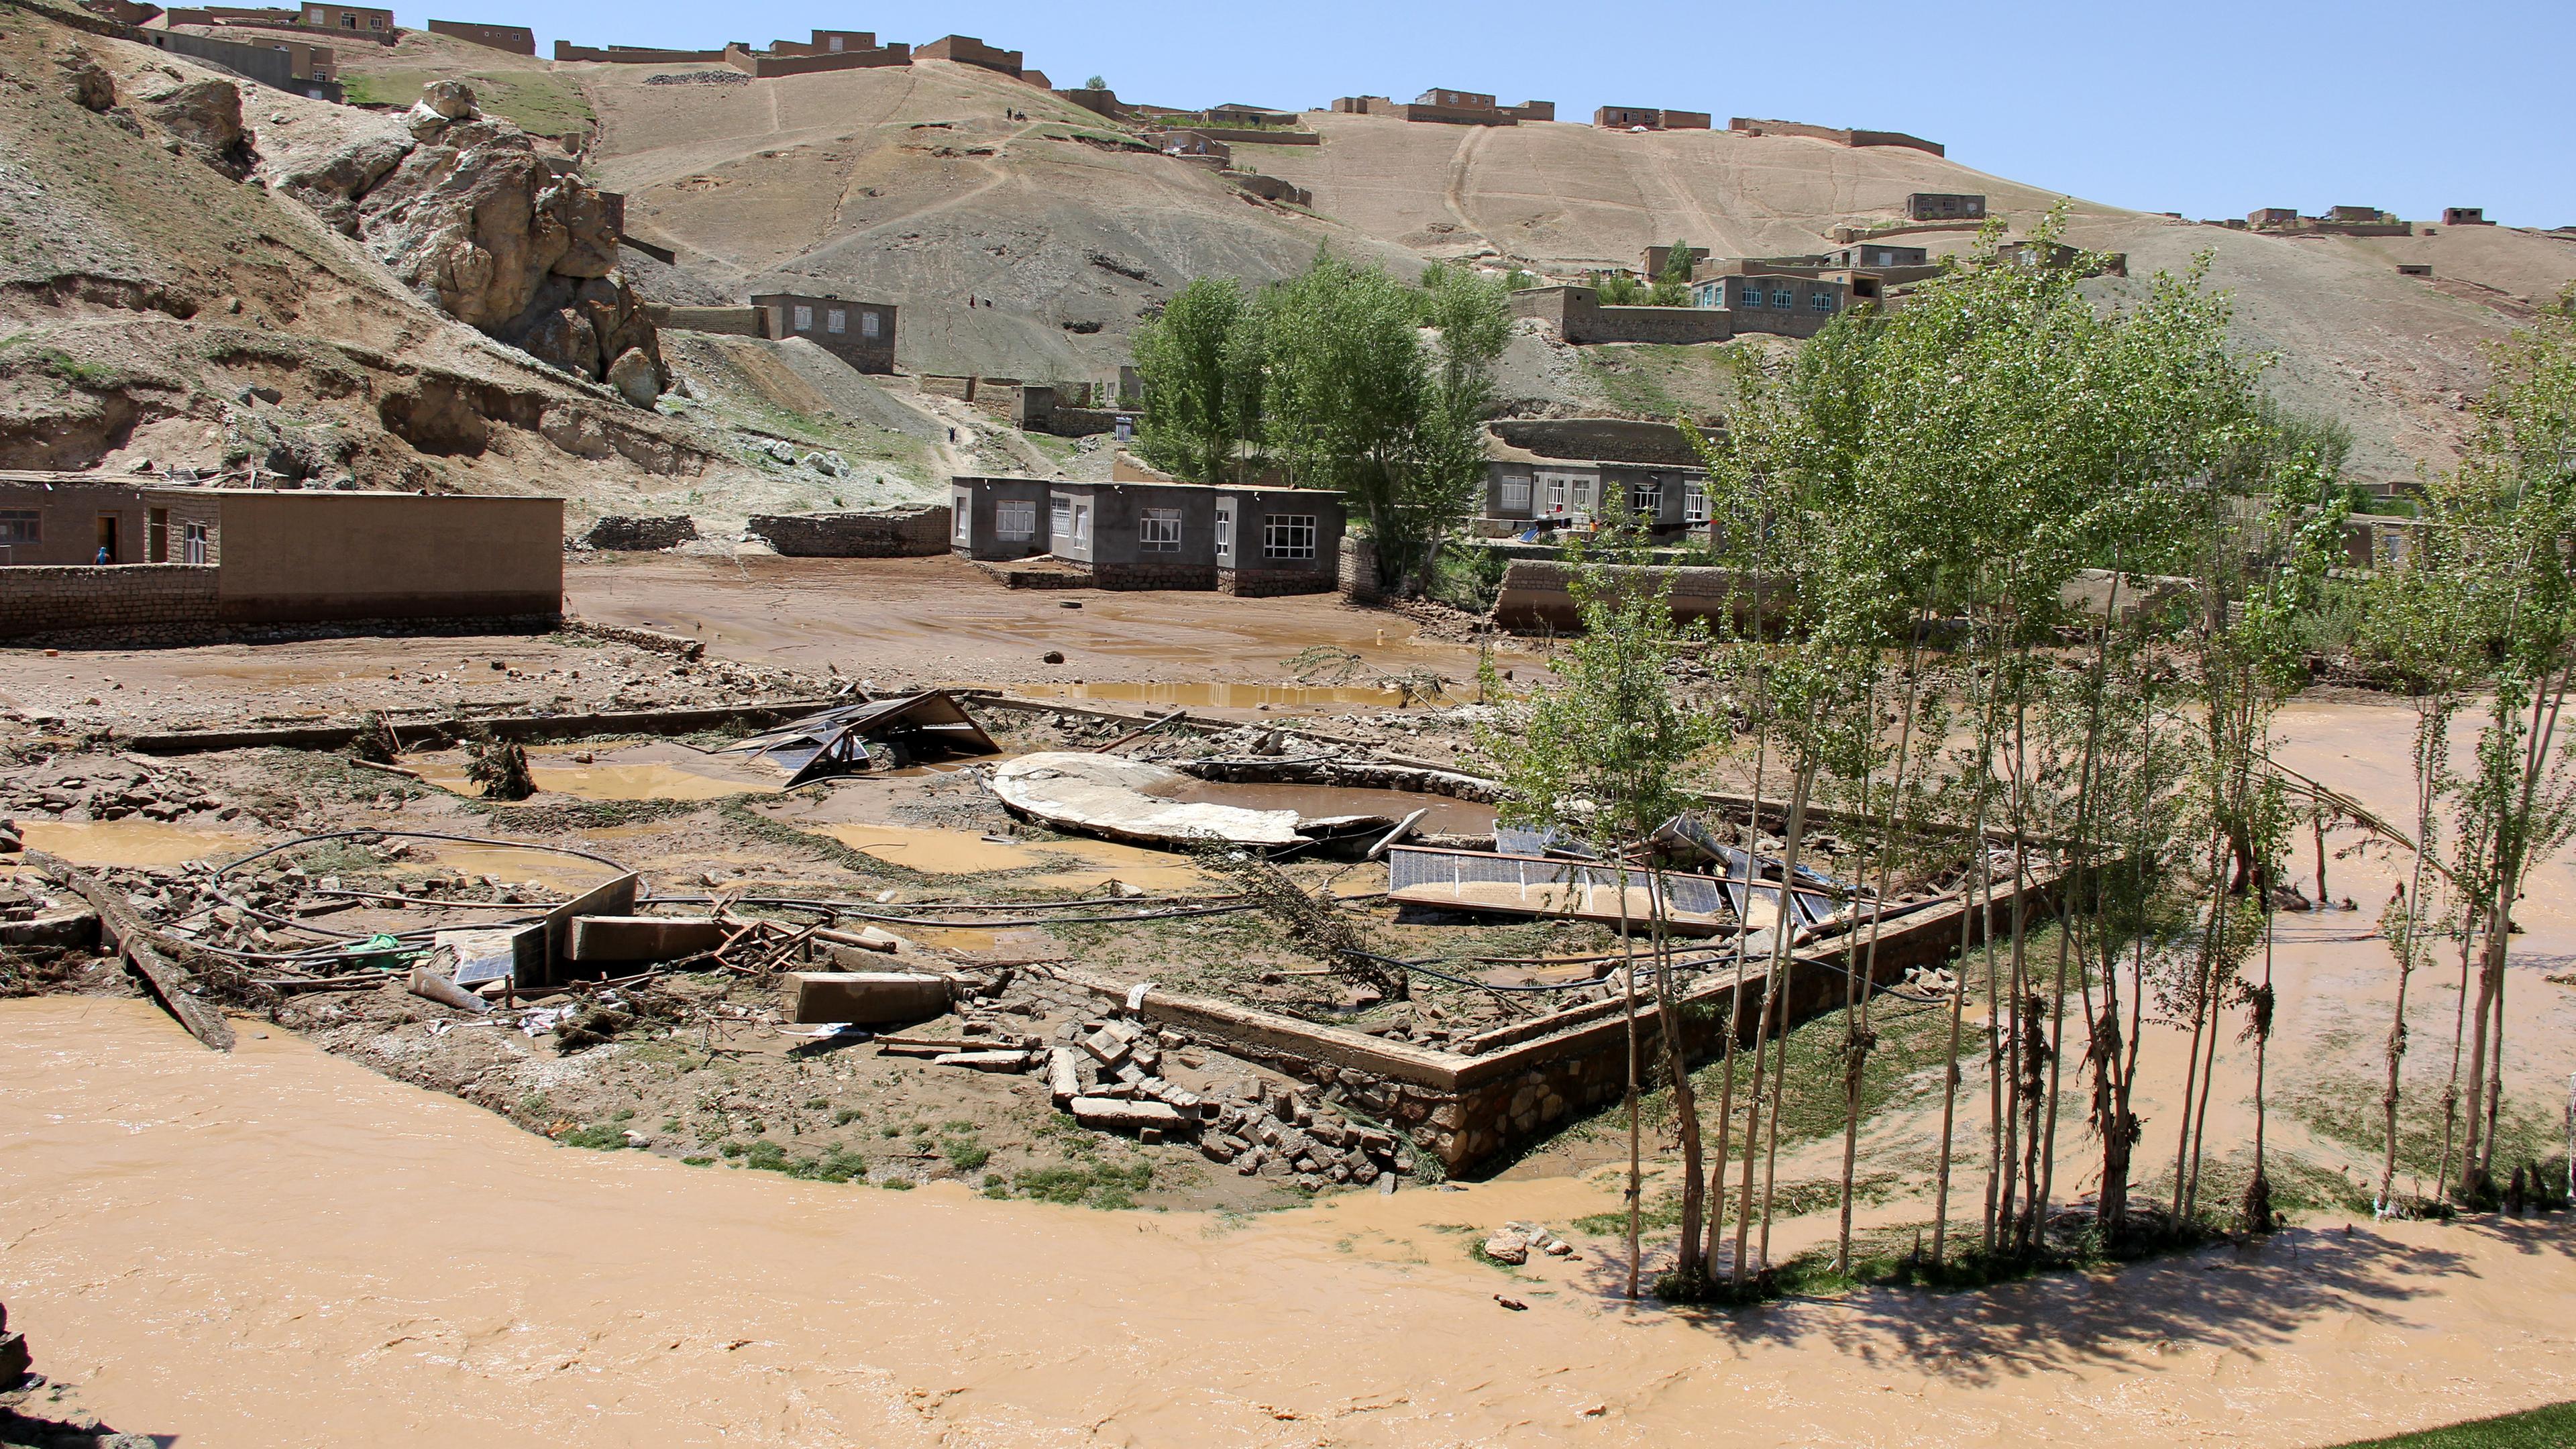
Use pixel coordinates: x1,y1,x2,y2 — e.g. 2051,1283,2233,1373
1337,533,1381,603
0,566,218,639
747,507,950,557
650,305,763,337
1220,567,1336,597
723,42,909,76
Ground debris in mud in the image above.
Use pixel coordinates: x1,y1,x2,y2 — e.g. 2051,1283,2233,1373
466,732,536,801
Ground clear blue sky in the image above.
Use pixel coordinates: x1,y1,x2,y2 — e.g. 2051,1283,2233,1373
484,0,2573,228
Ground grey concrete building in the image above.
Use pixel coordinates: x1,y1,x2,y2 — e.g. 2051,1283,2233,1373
949,476,1344,594
1907,192,1986,221
1478,421,1706,535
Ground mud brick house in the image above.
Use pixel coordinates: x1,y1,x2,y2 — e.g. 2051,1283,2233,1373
1640,243,1709,279
917,34,1020,76
1510,284,1737,345
1335,90,1550,125
748,292,896,373
1907,191,1986,221
2443,207,2491,226
1729,117,1944,156
1683,270,1850,335
0,476,561,638
1479,420,1705,534
724,30,909,76
297,2,392,38
424,19,532,52
1820,241,1931,270
950,477,1345,594
1595,106,1710,129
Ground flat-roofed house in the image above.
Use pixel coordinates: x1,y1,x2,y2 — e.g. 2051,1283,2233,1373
749,292,896,373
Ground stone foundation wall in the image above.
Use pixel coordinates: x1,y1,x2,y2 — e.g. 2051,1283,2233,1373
0,566,219,639
1337,533,1381,603
747,506,950,557
1089,560,1219,590
1067,868,2057,1173
582,515,698,550
1219,566,1335,596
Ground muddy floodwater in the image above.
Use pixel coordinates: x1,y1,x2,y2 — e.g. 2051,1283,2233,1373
4,996,2570,1448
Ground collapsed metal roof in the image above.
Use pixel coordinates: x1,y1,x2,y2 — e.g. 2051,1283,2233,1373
718,692,998,786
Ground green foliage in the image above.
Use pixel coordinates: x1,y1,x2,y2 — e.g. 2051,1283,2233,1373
1084,74,1106,89
556,1122,629,1150
1130,276,1261,485
1010,1159,1155,1208
2329,1402,2576,1449
1427,542,1508,612
1503,269,1540,291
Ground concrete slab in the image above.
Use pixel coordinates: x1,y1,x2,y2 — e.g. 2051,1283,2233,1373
782,970,951,1024
566,914,727,962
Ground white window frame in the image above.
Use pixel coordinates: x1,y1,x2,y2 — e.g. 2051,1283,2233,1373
184,521,208,564
1684,478,1708,523
1214,508,1232,555
1071,504,1089,541
1546,476,1567,514
953,502,971,543
1262,514,1318,561
793,305,814,332
1629,479,1662,517
826,308,846,333
861,311,881,339
1139,506,1183,552
1499,472,1532,513
1570,477,1596,513
996,499,1036,541
1051,499,1073,541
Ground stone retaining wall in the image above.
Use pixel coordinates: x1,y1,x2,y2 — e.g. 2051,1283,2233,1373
1220,566,1335,596
747,506,950,557
0,566,219,639
582,515,698,550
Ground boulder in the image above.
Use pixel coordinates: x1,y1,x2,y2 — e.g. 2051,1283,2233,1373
606,346,661,406
131,74,254,180
420,79,480,120
60,51,114,111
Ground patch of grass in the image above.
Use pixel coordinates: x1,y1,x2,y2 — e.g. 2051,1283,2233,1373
342,66,594,137
682,1155,715,1166
2330,1402,2576,1448
833,1107,865,1126
557,1122,629,1150
1010,1159,1155,1209
881,1177,916,1190
1571,342,1741,420
942,1135,992,1172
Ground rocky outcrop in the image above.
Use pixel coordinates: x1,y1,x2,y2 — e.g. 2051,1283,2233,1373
583,515,698,551
266,83,666,402
129,71,255,180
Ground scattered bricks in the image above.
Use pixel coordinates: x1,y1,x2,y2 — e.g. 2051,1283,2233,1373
1081,1027,1133,1069
1114,1061,1148,1085
1156,1029,1187,1049
1238,1152,1263,1176
1309,1119,1348,1148
1353,1166,1382,1188
1070,1096,1187,1134
1140,1126,1166,1144
1201,1136,1237,1163
1327,1163,1350,1184
1046,1046,1085,1106
1132,1044,1162,1074
1291,1096,1314,1128
1255,1120,1284,1148
784,971,952,1024
933,1050,1033,1071
1258,1156,1294,1179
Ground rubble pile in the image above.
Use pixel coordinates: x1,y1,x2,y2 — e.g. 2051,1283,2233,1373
1,754,233,824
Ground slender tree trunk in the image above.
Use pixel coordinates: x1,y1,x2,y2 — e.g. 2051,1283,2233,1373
2436,897,2480,1190
1617,866,1641,1299
1652,867,1708,1285
2379,706,2443,1212
1707,702,1772,1276
1930,761,1990,1269
1837,651,1923,1275
1734,763,1815,1285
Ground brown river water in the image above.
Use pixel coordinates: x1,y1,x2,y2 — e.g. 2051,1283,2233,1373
5,996,2572,1448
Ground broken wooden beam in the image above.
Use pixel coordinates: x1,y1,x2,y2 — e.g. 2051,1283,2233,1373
29,849,233,1051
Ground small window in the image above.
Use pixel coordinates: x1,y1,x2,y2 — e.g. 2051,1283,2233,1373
184,522,208,565
1051,499,1073,539
1546,476,1567,514
0,510,38,545
1263,514,1317,560
1071,504,1089,541
1684,478,1708,523
341,14,355,27
1628,480,1661,517
827,34,844,50
953,504,971,543
861,311,881,339
1812,291,1835,313
368,13,382,27
1570,478,1595,513
1739,282,1763,307
996,499,1036,540
827,308,847,334
1214,509,1232,554
1140,506,1183,552
1499,473,1532,512
1771,288,1793,309
793,305,814,331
